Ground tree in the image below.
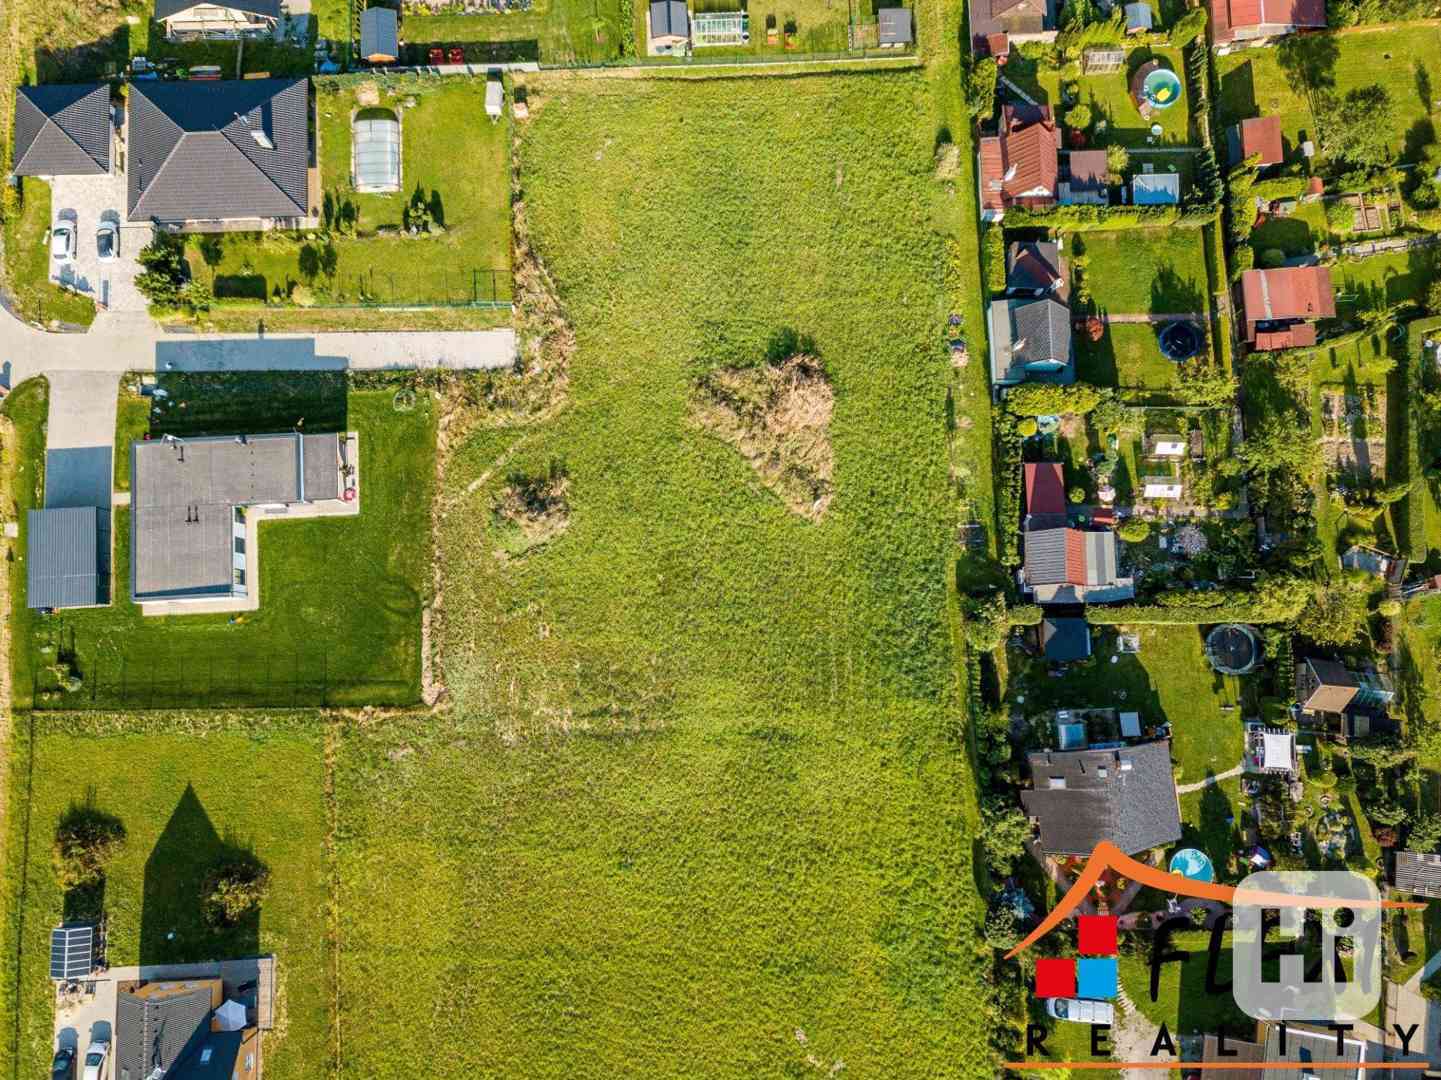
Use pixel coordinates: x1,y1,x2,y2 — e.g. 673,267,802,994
1117,519,1151,543
53,803,126,890
967,57,999,118
1105,145,1130,184
1066,103,1094,132
1427,277,1441,317
204,852,271,927
1326,198,1354,235
1169,6,1208,45
1237,415,1316,476
1409,813,1441,854
984,903,1021,950
1296,578,1371,648
135,233,188,307
1259,248,1287,268
1318,85,1396,171
980,797,1032,871
180,278,212,316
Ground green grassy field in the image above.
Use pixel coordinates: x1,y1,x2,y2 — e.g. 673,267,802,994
2,178,97,328
1332,248,1438,317
1250,199,1329,259
1216,25,1441,169
329,69,987,1076
7,376,433,709
404,2,629,64
192,78,512,308
1076,322,1186,392
1073,227,1210,315
0,717,329,1080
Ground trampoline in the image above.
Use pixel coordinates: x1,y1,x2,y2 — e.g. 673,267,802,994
352,108,401,194
1158,320,1202,361
1205,623,1260,675
1169,847,1215,884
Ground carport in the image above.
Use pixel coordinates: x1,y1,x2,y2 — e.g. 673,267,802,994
351,108,400,193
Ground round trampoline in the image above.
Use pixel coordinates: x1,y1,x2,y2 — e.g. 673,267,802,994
1158,320,1202,361
1205,623,1261,675
1169,847,1215,883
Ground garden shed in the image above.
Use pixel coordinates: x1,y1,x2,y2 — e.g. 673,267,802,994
486,80,504,121
1082,47,1125,74
360,6,399,64
351,108,401,193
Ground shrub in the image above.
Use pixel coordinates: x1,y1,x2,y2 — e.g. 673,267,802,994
1066,103,1094,131
1016,417,1038,437
1326,199,1354,234
1427,278,1441,317
1005,382,1105,417
1378,598,1402,618
53,803,126,890
136,234,188,308
1068,485,1086,504
1117,519,1151,543
204,852,271,927
1259,248,1287,269
1169,6,1208,45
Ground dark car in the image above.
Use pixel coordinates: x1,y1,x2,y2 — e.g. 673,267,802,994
51,1047,75,1080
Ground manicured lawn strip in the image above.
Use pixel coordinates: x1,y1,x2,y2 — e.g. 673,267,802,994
1180,777,1244,881
1332,248,1438,318
331,70,987,1077
13,382,432,709
402,4,630,64
2,178,96,328
1,720,329,1080
1076,322,1184,393
197,304,513,332
193,78,512,309
1119,929,1255,1035
1074,228,1210,315
2,379,48,711
1215,26,1441,168
1250,200,1328,259
112,390,149,493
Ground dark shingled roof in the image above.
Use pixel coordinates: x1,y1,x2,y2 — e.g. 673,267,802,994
117,982,214,1080
13,84,110,176
1021,740,1181,855
1394,851,1441,898
27,507,106,610
127,78,309,223
650,0,689,37
360,6,399,59
877,7,914,43
1041,617,1090,661
155,0,280,21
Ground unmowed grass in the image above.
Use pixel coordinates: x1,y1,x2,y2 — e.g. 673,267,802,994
335,70,989,1077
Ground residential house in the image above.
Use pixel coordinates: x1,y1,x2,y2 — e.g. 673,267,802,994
988,297,1072,385
1060,149,1109,206
1006,240,1067,297
1130,171,1181,205
26,507,109,610
1227,114,1285,168
1040,616,1091,662
1296,656,1395,718
1020,740,1182,856
1022,526,1135,603
1340,543,1407,586
1335,707,1399,742
978,104,1060,221
649,0,690,47
359,6,400,63
127,79,313,229
1394,851,1441,899
1200,1035,1263,1080
1239,266,1335,350
1210,0,1326,47
1257,1022,1363,1078
968,0,1055,53
155,0,281,40
877,7,915,46
116,979,261,1080
12,83,112,176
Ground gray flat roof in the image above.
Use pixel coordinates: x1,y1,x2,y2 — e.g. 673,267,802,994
131,432,339,600
28,506,107,609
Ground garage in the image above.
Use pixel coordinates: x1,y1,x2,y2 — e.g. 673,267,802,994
351,108,401,194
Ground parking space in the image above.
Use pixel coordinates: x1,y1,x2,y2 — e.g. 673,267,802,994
53,978,115,1077
49,172,150,313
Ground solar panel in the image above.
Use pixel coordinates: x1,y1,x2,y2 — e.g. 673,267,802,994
50,923,93,979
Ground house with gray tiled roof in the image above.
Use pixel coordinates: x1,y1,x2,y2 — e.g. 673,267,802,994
1022,526,1134,604
988,297,1072,386
127,78,313,229
1021,740,1181,856
12,84,112,177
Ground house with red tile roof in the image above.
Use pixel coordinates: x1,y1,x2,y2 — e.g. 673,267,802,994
978,105,1060,222
1227,115,1285,168
1240,266,1336,351
1022,526,1134,604
1210,0,1325,47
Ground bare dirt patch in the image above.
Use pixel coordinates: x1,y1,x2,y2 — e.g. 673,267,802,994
691,353,834,521
492,462,571,557
1321,387,1386,481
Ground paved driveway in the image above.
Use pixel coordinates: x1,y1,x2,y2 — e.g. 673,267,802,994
49,172,149,313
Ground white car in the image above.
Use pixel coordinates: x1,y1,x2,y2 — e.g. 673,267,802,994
50,222,76,261
81,1039,109,1080
1046,997,1114,1025
96,221,118,262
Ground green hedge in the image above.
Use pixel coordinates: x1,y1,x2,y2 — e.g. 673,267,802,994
1250,177,1312,201
1086,575,1313,625
1003,204,1207,231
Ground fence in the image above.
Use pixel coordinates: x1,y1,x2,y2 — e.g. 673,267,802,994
30,646,414,710
212,266,513,311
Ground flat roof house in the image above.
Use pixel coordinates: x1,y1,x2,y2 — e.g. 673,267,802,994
1131,171,1180,205
649,0,690,47
1240,266,1335,350
1022,526,1134,604
359,6,400,63
1021,740,1182,855
979,104,1060,222
130,432,352,611
968,0,1055,53
27,507,109,610
155,0,281,40
12,83,112,176
989,297,1072,386
128,78,312,229
1210,0,1325,47
1258,1022,1363,1079
1228,114,1284,167
117,978,261,1080
877,7,915,45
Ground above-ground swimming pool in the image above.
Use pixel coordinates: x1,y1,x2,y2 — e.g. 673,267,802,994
1169,847,1215,883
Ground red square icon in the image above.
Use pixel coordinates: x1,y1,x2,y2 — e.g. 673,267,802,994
1078,915,1118,955
1035,957,1076,998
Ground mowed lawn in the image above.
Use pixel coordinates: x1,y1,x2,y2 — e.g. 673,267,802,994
1216,25,1441,168
334,71,986,1077
1076,322,1186,392
0,720,329,1080
1073,227,1211,315
191,78,512,308
8,378,434,708
404,2,630,64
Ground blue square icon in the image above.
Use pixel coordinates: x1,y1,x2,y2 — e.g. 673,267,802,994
1076,956,1117,999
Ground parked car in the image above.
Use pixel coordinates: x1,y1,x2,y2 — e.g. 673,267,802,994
96,221,118,262
1046,997,1114,1025
81,1039,108,1080
51,1046,75,1080
50,222,75,261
